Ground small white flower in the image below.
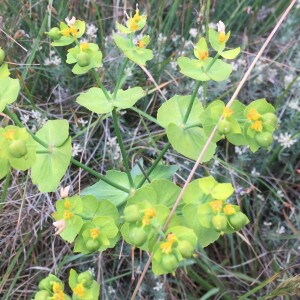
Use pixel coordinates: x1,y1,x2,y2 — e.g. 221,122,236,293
125,67,133,77
208,22,216,29
277,133,297,149
257,194,265,201
31,110,42,121
170,61,177,70
72,143,83,157
277,190,284,198
284,74,294,88
287,100,300,112
216,20,225,33
65,16,76,26
251,168,261,177
86,23,98,40
20,114,29,124
189,28,198,38
263,221,272,226
88,268,95,277
108,286,116,294
158,33,167,43
153,281,164,291
78,118,88,126
276,226,286,235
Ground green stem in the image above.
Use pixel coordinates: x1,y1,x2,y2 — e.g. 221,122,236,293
91,69,111,100
183,81,201,123
3,107,130,193
136,141,171,188
112,108,134,188
205,53,220,71
203,82,207,108
0,170,11,211
36,150,51,154
113,58,129,98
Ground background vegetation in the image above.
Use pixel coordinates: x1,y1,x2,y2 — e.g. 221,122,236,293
0,0,299,299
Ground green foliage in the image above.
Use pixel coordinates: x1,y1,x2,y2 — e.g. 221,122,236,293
0,126,36,179
33,270,100,300
31,120,72,192
0,65,20,112
113,34,153,65
66,43,102,75
76,87,146,113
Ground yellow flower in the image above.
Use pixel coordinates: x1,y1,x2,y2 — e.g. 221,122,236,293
80,42,89,51
3,129,15,141
209,200,223,213
250,120,263,132
160,241,173,254
90,228,100,239
197,50,209,61
137,40,146,48
247,108,261,121
142,207,156,226
223,107,233,118
52,282,63,293
223,204,236,215
64,199,71,209
63,210,74,220
61,28,71,37
73,282,85,297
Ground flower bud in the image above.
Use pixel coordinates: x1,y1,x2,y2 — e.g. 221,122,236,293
8,140,27,158
47,27,62,40
77,271,94,288
129,227,148,247
217,120,232,135
76,52,90,67
86,239,100,252
229,212,248,230
123,204,141,223
255,132,273,148
34,290,51,300
212,214,228,231
161,254,178,273
176,240,194,258
262,113,277,128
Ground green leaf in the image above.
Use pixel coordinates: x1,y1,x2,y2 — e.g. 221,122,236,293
206,59,232,81
82,196,119,222
0,63,10,80
0,77,20,112
113,34,153,65
31,120,72,192
157,95,203,128
183,204,220,247
116,22,132,34
200,100,224,142
220,47,240,60
76,87,113,114
112,87,146,109
0,158,9,180
245,98,275,115
177,57,209,81
167,124,216,162
199,176,234,200
132,161,179,185
148,179,181,209
76,87,145,114
209,28,229,52
182,179,212,205
81,170,130,206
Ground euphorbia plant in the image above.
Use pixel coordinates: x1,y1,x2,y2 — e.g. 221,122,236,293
0,5,281,299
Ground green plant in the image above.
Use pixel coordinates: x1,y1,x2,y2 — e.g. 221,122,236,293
0,5,285,299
